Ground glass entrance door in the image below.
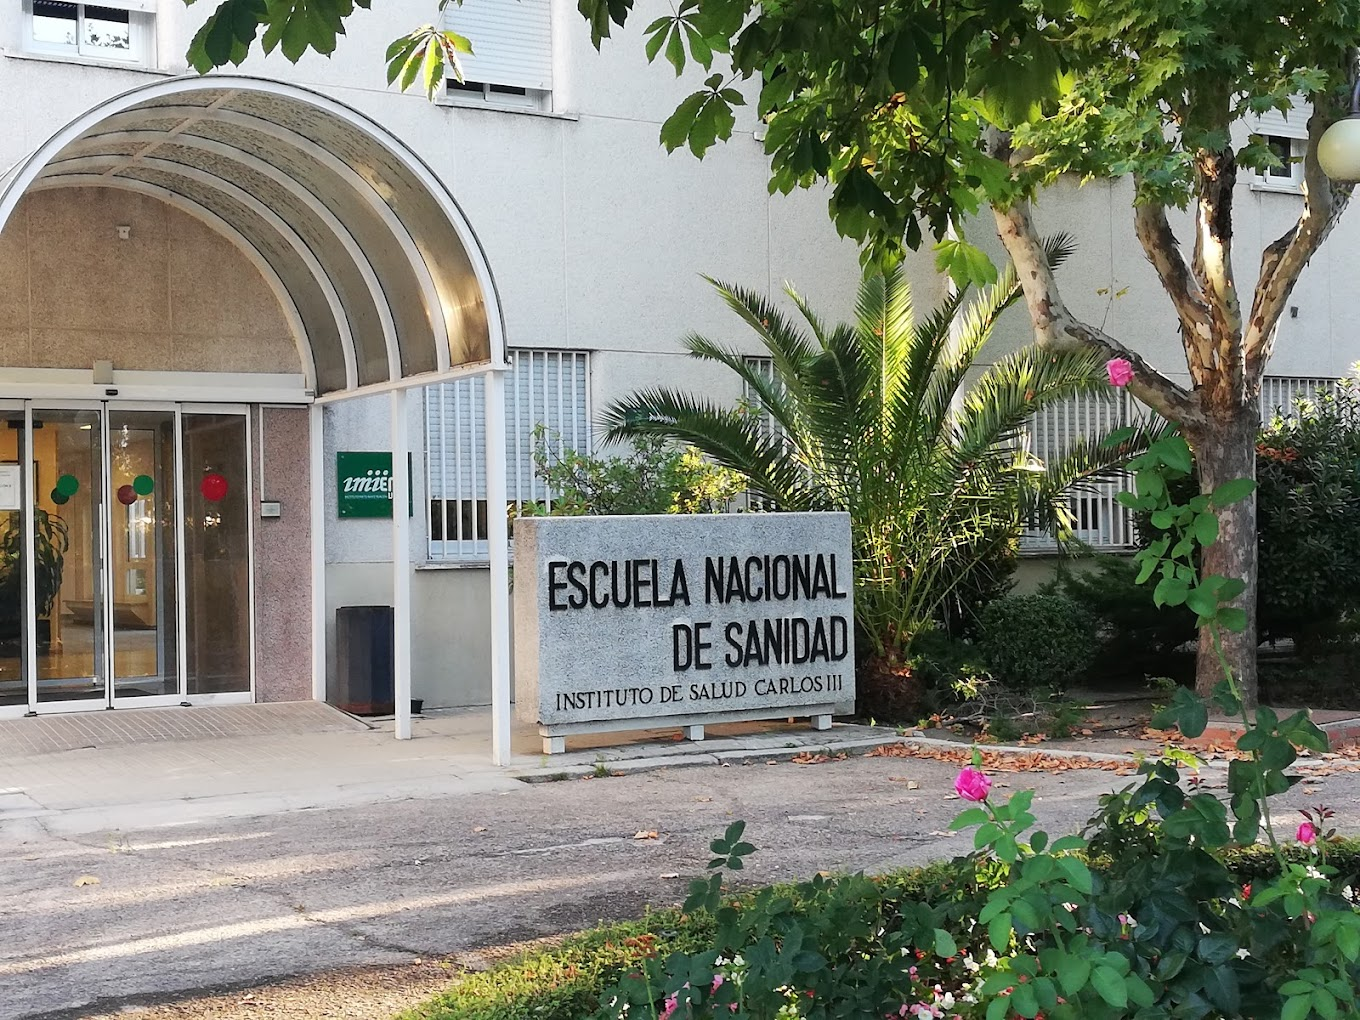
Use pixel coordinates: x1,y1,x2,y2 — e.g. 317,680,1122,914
5,401,254,714
32,404,107,708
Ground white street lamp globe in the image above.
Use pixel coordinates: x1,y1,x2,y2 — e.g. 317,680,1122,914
1318,116,1360,182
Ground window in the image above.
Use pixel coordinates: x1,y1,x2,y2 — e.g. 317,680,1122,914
22,0,155,64
425,350,590,560
1260,375,1339,423
1019,390,1138,553
443,0,552,110
1257,134,1305,189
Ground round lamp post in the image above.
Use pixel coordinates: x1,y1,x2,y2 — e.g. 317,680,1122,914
1318,80,1360,182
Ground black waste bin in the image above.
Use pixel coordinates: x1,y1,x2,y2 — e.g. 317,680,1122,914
332,605,395,715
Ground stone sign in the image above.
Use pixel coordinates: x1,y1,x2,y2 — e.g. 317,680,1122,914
514,512,855,753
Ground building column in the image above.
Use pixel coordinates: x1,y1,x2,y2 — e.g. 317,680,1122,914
485,367,512,765
391,388,412,740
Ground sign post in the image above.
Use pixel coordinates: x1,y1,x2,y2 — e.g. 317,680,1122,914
514,512,855,754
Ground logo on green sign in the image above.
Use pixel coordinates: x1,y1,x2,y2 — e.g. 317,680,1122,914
336,452,414,518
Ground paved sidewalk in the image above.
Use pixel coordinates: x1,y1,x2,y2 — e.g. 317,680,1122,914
0,703,932,837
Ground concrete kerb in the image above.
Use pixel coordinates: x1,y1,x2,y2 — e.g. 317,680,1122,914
506,733,1158,783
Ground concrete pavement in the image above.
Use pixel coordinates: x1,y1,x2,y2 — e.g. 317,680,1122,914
5,708,1360,1019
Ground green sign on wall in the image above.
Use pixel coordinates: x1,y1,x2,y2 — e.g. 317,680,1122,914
336,452,414,518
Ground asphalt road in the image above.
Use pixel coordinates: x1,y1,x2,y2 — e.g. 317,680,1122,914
5,754,1358,1020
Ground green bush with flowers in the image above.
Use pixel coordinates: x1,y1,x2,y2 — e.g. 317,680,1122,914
587,361,1360,1020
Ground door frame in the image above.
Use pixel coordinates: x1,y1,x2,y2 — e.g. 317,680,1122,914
0,399,258,717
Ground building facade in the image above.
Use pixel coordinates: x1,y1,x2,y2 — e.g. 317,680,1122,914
0,0,1355,724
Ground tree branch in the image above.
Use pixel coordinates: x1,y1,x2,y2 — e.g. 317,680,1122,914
992,199,1203,427
1132,198,1214,388
1190,146,1247,409
1246,97,1356,382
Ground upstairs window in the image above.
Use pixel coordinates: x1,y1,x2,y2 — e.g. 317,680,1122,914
443,0,553,110
1259,134,1305,189
22,0,155,64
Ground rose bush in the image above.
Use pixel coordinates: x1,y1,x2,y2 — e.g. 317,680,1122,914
590,398,1360,1020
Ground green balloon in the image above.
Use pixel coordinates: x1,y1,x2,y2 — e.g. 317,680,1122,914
50,488,69,506
132,474,154,496
56,474,79,497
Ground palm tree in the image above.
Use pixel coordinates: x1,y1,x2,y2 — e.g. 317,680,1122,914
603,244,1146,712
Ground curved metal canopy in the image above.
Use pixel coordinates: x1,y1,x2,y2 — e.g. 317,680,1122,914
0,75,504,397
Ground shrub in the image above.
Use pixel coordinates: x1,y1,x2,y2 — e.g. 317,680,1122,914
1048,555,1196,678
528,430,745,517
1256,382,1360,652
977,592,1096,690
401,844,1355,1020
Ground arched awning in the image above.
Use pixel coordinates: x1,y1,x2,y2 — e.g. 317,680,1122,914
0,75,505,398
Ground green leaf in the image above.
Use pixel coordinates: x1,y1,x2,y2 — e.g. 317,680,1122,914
951,807,991,830
664,23,686,74
934,929,958,958
988,910,1012,951
933,239,998,288
1194,512,1220,547
1011,982,1039,1019
1091,965,1128,1008
1058,955,1091,995
1154,576,1188,608
1211,478,1257,508
1218,607,1248,632
659,90,707,152
1282,995,1314,1020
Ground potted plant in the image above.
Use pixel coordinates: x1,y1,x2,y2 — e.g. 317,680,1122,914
0,509,70,645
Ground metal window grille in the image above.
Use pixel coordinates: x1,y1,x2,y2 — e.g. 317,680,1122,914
424,350,590,560
1260,375,1339,423
1019,390,1138,553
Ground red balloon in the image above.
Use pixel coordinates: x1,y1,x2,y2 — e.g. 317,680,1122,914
116,484,137,506
200,473,228,502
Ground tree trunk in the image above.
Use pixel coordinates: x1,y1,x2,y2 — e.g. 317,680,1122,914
1187,406,1259,707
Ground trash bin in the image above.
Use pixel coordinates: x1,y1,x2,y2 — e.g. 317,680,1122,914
332,605,395,715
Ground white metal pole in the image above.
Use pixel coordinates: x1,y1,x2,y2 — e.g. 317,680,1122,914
485,368,513,766
391,390,412,740
309,402,327,703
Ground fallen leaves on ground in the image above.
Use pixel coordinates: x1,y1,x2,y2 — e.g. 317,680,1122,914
791,751,848,765
633,830,659,840
868,743,1134,775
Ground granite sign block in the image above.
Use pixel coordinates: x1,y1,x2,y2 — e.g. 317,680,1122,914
514,512,855,752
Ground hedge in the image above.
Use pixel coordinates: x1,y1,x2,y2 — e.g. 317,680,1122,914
397,842,1360,1020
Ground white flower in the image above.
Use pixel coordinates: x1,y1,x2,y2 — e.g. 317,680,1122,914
1199,922,1211,935
1062,902,1079,912
1345,886,1356,903
1306,866,1326,881
1236,949,1251,959
962,955,981,973
940,992,956,1010
1228,898,1240,908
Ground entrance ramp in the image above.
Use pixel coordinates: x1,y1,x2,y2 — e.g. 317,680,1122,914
0,702,369,760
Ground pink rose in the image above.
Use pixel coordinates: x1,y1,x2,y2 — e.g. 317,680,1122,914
954,766,992,802
1106,357,1135,388
711,975,724,994
1297,821,1317,845
660,995,678,1020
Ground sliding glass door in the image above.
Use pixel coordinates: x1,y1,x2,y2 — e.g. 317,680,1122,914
2,401,254,714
